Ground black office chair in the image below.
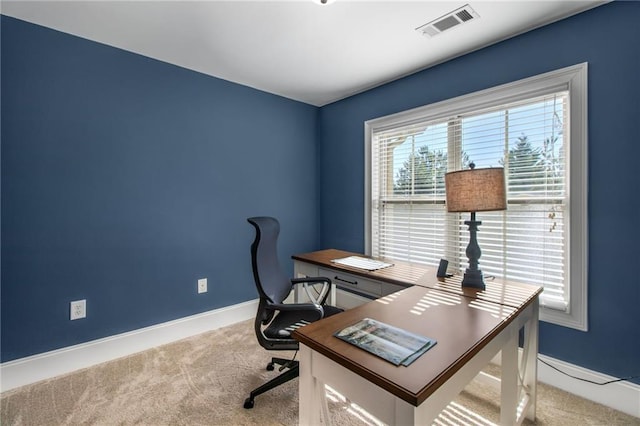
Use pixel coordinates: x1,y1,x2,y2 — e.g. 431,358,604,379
243,216,342,409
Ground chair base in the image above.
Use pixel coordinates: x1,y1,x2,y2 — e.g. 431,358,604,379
243,357,299,409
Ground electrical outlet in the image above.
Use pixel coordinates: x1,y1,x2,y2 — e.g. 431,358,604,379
197,278,207,294
70,299,86,320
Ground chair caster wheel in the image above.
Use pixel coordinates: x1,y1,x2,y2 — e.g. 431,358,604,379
244,397,254,409
266,363,275,371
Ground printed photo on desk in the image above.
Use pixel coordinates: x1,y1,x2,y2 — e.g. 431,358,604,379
334,318,436,366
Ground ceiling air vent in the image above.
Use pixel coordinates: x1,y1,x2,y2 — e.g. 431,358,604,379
416,4,479,38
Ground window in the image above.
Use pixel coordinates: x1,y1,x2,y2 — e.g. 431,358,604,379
365,64,588,330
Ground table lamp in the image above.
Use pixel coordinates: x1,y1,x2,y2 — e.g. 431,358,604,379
444,163,506,290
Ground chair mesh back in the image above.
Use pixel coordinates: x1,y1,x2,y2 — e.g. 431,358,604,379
247,217,292,304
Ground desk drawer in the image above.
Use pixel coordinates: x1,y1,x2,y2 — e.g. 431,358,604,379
319,267,382,298
335,288,375,309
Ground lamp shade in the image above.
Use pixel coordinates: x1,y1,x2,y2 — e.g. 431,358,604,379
445,167,506,213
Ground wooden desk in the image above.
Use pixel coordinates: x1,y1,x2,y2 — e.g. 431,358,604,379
292,249,542,425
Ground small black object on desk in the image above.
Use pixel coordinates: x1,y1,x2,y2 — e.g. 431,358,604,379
437,259,453,278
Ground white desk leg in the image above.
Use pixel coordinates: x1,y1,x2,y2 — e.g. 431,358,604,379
523,299,539,421
329,283,337,306
396,391,441,426
299,345,323,426
500,330,519,425
318,380,330,425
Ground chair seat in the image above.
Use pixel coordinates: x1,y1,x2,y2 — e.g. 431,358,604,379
323,305,343,317
264,305,342,339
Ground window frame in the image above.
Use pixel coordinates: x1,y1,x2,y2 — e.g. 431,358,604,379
364,63,588,330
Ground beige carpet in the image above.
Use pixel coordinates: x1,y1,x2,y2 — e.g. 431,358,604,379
1,320,638,426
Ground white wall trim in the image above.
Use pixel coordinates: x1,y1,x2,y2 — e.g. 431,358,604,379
537,353,640,418
491,351,639,418
0,299,259,393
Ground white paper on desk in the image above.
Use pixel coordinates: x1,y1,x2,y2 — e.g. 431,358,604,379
331,256,393,271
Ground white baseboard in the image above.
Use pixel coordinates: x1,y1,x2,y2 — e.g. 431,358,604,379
490,351,640,418
537,353,640,418
0,299,259,393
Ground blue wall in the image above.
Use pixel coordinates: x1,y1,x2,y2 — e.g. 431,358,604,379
1,16,320,361
319,1,640,383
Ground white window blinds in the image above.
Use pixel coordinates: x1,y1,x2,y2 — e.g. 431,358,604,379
371,91,571,312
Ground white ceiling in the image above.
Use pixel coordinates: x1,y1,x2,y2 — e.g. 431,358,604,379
1,0,606,106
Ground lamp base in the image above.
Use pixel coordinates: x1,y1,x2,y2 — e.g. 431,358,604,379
462,269,485,290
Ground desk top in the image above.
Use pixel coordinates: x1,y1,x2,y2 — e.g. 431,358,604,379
293,249,542,309
291,249,542,406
